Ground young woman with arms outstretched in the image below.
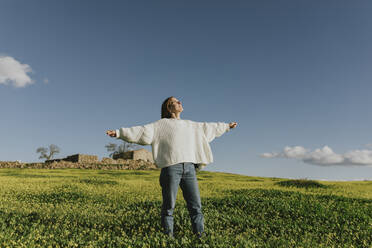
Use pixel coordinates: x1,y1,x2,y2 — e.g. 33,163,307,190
106,96,237,239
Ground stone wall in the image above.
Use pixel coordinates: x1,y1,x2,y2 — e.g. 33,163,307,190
63,154,98,163
45,159,63,163
113,151,133,160
113,149,154,162
1,149,156,170
133,149,154,162
45,154,98,163
0,159,157,170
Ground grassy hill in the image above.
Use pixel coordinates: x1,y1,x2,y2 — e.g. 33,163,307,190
0,168,371,247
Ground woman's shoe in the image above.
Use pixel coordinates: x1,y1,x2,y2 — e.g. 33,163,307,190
196,232,205,239
165,232,174,238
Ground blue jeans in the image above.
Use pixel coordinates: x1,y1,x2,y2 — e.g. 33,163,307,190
159,162,204,236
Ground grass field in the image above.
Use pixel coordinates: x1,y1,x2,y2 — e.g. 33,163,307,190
0,168,371,247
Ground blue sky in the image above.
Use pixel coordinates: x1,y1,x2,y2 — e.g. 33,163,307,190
1,0,372,180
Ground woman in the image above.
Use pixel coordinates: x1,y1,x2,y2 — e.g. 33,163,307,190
106,96,237,238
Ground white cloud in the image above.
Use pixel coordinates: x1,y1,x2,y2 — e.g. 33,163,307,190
261,145,372,166
260,152,280,158
344,149,372,165
303,146,344,165
283,146,308,158
365,144,372,149
0,56,34,88
261,146,308,159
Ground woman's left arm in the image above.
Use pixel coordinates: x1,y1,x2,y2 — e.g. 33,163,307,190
197,121,236,143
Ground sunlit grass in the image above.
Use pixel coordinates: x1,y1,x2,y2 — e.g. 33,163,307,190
0,168,371,247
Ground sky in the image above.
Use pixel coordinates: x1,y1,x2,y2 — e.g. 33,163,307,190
1,0,372,181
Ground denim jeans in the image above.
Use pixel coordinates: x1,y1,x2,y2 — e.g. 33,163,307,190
159,162,204,236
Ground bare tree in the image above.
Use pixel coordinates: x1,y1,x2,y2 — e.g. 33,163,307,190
36,144,60,161
105,140,140,158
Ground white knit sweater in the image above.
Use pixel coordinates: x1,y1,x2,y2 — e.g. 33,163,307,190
115,118,231,168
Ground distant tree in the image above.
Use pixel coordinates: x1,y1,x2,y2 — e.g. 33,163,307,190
36,144,60,161
105,140,141,158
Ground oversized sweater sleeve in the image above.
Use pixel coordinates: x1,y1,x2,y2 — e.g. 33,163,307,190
198,121,230,143
115,122,155,145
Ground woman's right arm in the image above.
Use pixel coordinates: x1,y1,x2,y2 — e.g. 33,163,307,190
106,122,155,145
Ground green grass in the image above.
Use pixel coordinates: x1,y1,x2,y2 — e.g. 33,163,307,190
0,168,371,247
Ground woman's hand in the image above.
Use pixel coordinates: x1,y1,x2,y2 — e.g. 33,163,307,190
106,130,117,137
229,122,237,129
